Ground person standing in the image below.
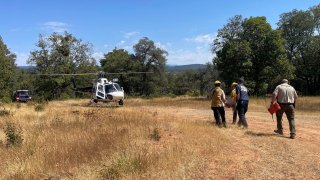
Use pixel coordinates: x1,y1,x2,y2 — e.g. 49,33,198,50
211,80,227,127
230,82,238,124
236,77,249,128
271,79,298,139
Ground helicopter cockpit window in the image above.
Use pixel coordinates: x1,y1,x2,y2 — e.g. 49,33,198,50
105,84,116,93
98,85,103,92
114,84,122,91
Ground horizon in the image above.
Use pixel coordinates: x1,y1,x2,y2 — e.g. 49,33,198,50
1,0,319,66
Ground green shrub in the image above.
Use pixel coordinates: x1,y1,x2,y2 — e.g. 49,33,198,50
0,109,11,116
150,128,161,141
100,154,147,179
4,121,24,147
186,89,200,97
167,93,177,98
0,103,11,116
16,103,21,109
100,166,120,180
0,97,12,103
34,103,45,112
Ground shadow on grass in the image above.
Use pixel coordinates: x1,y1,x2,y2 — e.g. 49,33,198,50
245,131,294,139
245,131,280,137
71,102,123,108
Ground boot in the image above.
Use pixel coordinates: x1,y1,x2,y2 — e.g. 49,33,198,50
274,129,283,135
290,133,295,139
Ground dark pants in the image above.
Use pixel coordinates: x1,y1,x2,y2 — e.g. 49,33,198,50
237,100,248,128
232,104,238,124
276,104,295,135
211,107,226,127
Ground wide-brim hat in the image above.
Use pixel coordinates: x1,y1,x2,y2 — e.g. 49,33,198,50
214,80,221,85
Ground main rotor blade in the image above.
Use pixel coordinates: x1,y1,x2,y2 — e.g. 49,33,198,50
106,72,154,75
37,73,97,76
37,72,153,76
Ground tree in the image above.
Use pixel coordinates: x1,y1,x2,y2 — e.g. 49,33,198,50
278,10,314,63
213,15,252,88
133,37,168,95
195,63,219,96
213,16,294,95
28,32,98,100
0,36,16,101
242,17,294,94
100,48,141,95
296,36,320,94
278,4,320,95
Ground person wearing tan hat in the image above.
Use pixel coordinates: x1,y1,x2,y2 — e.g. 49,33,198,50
210,80,227,127
271,79,298,139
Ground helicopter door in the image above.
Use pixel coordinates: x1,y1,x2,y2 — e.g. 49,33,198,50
96,84,105,99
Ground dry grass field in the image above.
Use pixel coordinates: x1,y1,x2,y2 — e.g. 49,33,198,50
0,96,319,179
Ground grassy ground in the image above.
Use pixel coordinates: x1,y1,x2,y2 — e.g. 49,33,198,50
0,96,319,179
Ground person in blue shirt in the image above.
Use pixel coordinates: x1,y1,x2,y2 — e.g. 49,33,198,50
236,77,249,128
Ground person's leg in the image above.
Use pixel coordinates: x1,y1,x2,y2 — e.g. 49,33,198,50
284,105,295,138
237,101,248,128
218,107,226,127
242,101,248,128
232,105,237,124
275,108,284,134
212,107,220,126
237,101,245,128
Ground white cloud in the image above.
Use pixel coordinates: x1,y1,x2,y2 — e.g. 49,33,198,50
42,21,69,33
92,52,104,61
155,42,172,51
117,40,126,46
167,47,213,65
185,33,216,44
166,33,216,65
124,31,140,39
10,28,19,32
14,52,29,66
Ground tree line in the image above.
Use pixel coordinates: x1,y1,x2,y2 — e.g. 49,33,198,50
213,4,320,95
1,3,320,102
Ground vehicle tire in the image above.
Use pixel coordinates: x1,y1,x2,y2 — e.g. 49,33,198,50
119,99,124,106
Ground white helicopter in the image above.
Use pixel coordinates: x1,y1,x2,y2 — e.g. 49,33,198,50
91,77,124,105
39,71,152,106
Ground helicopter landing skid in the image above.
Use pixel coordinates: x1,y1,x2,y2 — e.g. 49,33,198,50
89,99,124,106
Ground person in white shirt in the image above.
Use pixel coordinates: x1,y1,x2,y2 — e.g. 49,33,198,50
271,79,298,139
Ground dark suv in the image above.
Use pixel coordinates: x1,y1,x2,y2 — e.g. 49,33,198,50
13,90,32,102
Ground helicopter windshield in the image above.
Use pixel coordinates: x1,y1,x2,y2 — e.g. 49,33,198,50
105,84,117,93
113,83,122,91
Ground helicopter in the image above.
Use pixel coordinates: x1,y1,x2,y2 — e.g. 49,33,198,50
39,71,152,106
90,76,124,105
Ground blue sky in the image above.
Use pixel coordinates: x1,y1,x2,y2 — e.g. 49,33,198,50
1,0,319,66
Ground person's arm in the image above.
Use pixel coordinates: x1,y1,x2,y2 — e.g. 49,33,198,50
271,94,277,104
236,86,240,101
293,89,298,108
271,86,278,104
221,91,226,103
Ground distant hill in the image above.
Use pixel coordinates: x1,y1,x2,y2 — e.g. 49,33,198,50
166,64,206,72
17,66,36,70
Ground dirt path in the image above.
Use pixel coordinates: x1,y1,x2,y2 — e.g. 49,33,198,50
132,105,320,179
